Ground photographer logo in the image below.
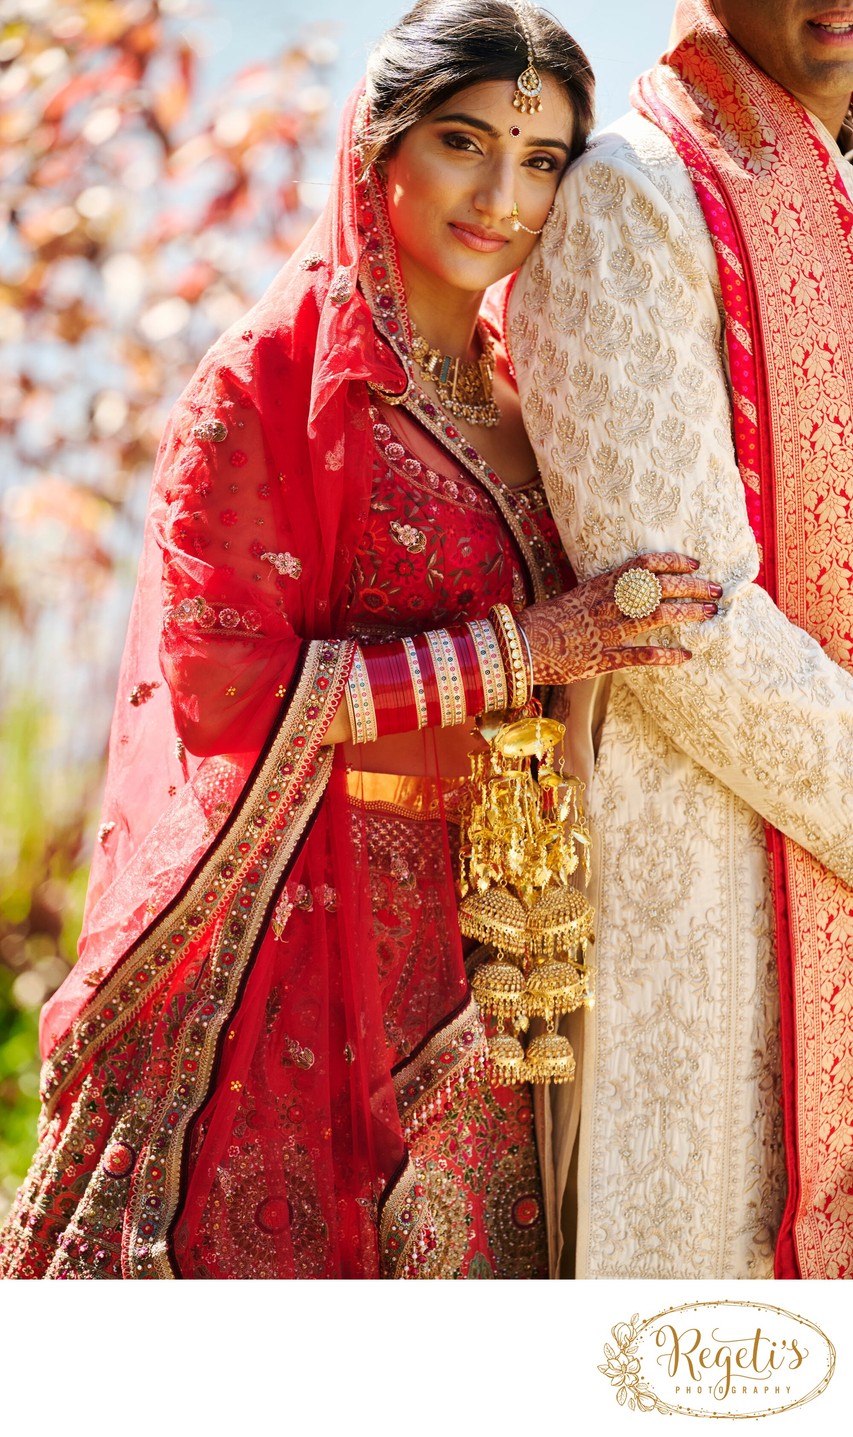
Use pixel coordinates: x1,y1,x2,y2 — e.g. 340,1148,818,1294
599,1300,835,1418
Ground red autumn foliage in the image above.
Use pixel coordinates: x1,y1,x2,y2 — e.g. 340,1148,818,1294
0,0,335,632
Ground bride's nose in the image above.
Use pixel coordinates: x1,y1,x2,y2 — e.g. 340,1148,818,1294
472,155,516,226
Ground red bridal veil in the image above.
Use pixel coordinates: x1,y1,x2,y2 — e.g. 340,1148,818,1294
2,90,485,1278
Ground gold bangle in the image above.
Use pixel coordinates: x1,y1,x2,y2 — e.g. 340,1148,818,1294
518,622,534,690
488,602,530,709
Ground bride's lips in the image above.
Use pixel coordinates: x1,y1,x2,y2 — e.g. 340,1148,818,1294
807,11,853,45
448,221,509,253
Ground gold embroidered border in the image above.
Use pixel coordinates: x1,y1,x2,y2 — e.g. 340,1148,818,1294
118,640,353,1278
344,769,468,822
378,1154,438,1279
785,845,853,1279
377,995,487,1278
392,994,487,1142
41,641,353,1118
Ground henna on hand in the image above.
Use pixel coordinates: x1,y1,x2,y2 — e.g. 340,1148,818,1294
518,552,720,685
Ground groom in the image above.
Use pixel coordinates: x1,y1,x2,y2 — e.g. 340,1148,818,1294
510,0,853,1280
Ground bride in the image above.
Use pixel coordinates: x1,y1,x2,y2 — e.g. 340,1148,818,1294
0,0,716,1279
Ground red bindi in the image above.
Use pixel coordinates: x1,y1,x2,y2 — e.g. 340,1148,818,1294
509,125,521,137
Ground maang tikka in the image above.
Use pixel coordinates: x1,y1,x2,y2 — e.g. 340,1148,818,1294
511,3,543,115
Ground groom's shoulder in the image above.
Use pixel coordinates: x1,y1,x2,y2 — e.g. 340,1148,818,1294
579,108,678,166
558,108,705,228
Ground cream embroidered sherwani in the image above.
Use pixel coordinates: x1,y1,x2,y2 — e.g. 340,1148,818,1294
510,110,853,1279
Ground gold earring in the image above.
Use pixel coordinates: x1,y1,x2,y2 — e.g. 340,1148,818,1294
507,202,544,236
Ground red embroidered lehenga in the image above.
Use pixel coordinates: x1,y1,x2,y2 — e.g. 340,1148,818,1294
0,91,571,1279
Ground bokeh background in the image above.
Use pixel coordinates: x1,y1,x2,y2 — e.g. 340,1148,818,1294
0,0,674,1216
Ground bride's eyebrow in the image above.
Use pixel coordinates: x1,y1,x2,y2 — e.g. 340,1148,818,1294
432,111,570,157
527,135,571,158
431,111,501,135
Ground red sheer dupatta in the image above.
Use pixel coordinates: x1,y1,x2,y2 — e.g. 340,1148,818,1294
0,91,464,1279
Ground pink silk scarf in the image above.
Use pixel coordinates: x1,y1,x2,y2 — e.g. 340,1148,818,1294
635,0,853,1278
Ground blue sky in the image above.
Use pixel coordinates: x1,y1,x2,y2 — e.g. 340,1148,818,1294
203,0,677,132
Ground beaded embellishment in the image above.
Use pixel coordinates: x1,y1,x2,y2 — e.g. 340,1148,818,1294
261,551,303,580
389,520,427,554
193,419,228,443
129,681,160,707
329,266,354,307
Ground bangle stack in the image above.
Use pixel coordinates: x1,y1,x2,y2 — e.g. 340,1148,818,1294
344,610,532,744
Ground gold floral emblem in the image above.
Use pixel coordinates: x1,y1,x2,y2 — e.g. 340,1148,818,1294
598,1316,664,1413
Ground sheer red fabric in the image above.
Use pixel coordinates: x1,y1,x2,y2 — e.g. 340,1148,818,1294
0,88,565,1279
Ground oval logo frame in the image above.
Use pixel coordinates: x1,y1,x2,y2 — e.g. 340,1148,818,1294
599,1300,836,1418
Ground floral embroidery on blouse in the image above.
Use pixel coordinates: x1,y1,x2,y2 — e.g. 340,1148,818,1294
345,412,572,637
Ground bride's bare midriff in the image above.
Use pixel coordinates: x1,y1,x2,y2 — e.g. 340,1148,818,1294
342,723,487,779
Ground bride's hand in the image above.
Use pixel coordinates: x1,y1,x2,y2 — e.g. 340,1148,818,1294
518,552,721,685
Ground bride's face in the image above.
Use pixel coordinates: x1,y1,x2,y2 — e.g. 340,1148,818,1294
381,75,575,297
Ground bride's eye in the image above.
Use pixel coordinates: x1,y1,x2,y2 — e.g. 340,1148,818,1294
442,132,481,153
525,153,561,173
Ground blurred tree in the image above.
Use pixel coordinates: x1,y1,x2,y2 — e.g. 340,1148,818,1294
0,0,336,1212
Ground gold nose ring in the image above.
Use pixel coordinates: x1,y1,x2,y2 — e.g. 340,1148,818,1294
507,202,544,236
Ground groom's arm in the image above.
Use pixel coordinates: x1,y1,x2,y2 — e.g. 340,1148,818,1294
510,113,853,885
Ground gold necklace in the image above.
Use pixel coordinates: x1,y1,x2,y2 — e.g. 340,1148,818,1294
410,322,500,428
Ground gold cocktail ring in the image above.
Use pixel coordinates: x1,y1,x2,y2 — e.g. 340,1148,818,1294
613,568,663,620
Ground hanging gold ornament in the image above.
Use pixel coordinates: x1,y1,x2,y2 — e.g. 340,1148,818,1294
459,707,595,1084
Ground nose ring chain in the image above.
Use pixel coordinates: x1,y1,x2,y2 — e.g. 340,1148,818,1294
506,202,544,236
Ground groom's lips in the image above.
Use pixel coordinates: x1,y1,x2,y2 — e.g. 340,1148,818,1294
807,11,853,45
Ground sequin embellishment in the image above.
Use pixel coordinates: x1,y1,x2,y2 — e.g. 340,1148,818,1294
261,551,302,580
193,419,228,443
284,1036,315,1070
272,892,293,939
129,681,160,707
329,266,353,307
389,520,427,555
300,253,325,271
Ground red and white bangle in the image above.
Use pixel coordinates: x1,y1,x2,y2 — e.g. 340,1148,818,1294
426,628,466,728
467,618,508,712
345,644,379,745
345,612,529,744
402,636,430,730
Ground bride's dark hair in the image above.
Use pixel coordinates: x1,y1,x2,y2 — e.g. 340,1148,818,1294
363,0,594,170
